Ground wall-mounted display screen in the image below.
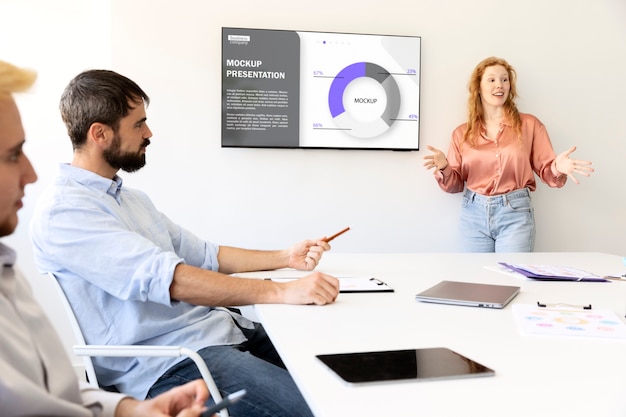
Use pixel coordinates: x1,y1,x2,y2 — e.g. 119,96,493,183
222,28,421,151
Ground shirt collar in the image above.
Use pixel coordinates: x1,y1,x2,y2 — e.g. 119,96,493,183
0,242,16,267
59,163,124,202
480,118,512,133
479,119,513,141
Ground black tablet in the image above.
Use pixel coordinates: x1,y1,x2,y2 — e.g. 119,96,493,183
316,347,494,385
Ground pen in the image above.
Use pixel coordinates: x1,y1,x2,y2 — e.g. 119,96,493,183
323,226,350,243
201,389,246,417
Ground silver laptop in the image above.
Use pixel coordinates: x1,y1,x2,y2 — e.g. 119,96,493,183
415,280,520,309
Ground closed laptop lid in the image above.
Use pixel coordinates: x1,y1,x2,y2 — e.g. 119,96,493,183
415,280,520,309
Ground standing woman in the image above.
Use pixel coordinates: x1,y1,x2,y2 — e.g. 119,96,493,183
424,57,593,253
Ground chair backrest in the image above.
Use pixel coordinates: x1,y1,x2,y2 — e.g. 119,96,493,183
45,273,228,416
46,272,100,386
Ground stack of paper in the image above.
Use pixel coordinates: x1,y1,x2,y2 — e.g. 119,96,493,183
496,263,610,282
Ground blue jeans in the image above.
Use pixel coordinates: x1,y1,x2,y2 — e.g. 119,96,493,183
146,322,313,417
460,188,535,253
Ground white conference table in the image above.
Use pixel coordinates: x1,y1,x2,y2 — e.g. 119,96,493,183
242,252,626,417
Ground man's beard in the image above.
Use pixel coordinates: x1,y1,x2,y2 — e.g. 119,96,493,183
103,133,149,173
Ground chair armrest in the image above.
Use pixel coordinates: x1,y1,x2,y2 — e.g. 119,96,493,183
74,345,227,416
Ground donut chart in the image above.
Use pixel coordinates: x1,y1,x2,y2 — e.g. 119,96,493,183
328,62,401,139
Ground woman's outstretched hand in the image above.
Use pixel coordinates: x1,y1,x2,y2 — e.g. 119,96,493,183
423,145,449,171
554,146,594,184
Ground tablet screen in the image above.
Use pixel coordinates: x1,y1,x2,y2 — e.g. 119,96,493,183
316,347,494,384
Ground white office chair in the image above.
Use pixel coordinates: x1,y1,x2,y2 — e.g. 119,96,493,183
46,272,229,417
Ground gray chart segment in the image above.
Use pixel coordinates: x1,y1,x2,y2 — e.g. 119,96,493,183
380,74,401,127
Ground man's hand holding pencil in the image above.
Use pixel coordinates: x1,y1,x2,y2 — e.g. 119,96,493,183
277,227,351,305
288,227,351,270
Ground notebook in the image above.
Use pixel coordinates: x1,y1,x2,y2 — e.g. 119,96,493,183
415,280,520,309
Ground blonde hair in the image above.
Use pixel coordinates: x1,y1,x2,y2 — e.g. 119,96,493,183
463,56,521,146
0,60,37,96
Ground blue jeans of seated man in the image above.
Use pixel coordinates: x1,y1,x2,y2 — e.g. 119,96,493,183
460,188,535,253
146,322,313,417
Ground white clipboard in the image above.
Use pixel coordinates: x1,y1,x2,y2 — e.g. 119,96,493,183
268,277,394,293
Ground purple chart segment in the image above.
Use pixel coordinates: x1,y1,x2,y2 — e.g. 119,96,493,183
329,62,366,117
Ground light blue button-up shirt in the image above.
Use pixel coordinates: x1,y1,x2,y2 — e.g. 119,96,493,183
30,164,251,399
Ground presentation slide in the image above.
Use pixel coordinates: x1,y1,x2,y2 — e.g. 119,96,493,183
222,28,421,150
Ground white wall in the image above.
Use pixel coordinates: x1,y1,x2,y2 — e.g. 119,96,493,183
1,0,112,363
2,0,625,363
